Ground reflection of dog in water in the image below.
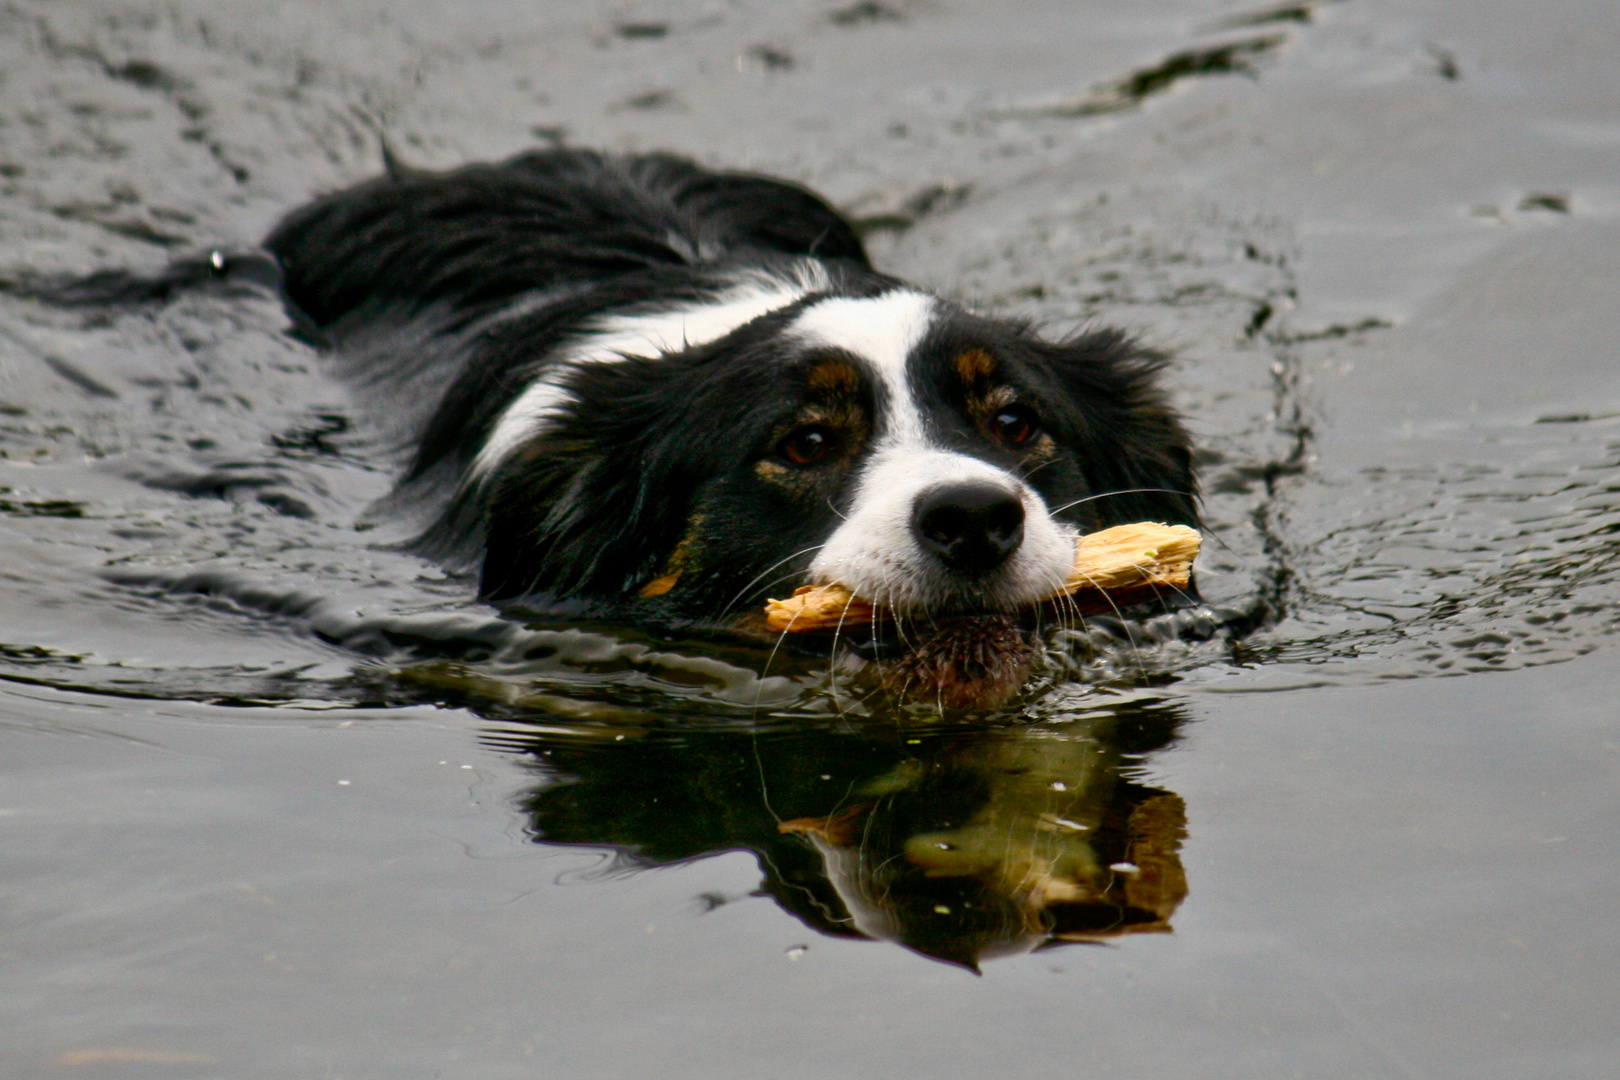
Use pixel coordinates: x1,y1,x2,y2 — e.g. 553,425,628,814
778,729,1187,966
501,701,1188,969
263,149,1200,706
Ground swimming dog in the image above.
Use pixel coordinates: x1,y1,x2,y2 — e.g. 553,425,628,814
265,149,1199,704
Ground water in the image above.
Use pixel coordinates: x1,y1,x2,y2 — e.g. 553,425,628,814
3,0,1618,1075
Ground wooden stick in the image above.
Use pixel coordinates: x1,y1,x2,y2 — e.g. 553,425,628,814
764,521,1200,633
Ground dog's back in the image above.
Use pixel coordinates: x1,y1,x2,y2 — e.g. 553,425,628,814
268,150,871,333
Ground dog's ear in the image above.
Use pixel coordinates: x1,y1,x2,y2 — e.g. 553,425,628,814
477,347,784,603
478,355,697,601
1029,329,1199,528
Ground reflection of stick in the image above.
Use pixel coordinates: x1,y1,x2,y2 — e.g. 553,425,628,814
764,522,1200,633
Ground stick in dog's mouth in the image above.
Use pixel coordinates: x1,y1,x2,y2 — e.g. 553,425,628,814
764,522,1201,707
765,522,1200,631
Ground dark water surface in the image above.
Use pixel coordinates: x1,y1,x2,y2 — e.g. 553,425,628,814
3,1,1618,1076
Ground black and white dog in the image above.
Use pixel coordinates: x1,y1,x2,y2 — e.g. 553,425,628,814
266,149,1199,703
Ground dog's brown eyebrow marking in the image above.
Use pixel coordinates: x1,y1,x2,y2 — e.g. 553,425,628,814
806,357,861,396
954,347,996,384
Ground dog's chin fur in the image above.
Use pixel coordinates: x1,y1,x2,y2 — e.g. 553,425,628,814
863,616,1036,710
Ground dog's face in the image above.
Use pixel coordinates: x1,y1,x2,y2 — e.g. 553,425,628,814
479,286,1196,702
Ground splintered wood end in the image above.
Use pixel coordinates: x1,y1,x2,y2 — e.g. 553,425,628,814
1064,521,1200,593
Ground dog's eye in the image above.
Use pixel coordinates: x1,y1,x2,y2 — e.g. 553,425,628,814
778,424,836,465
992,405,1039,446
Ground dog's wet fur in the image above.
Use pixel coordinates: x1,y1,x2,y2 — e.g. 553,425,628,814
264,150,1200,704
117,149,1199,706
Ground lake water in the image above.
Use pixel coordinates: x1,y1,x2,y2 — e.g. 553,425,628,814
3,1,1618,1076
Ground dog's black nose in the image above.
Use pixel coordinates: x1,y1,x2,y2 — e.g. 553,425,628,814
913,482,1025,576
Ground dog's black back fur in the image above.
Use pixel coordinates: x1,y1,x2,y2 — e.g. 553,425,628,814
269,150,870,328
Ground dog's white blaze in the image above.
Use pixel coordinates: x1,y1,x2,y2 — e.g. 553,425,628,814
793,290,1073,612
790,290,936,447
473,264,830,478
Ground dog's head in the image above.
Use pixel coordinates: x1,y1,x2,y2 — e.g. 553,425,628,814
476,284,1197,704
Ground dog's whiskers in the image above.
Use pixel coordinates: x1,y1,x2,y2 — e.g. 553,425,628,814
825,589,864,719
719,544,826,619
1065,567,1148,673
1047,488,1194,517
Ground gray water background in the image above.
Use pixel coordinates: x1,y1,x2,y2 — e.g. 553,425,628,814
2,0,1618,1076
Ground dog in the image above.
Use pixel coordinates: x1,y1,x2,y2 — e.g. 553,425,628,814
264,149,1199,705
